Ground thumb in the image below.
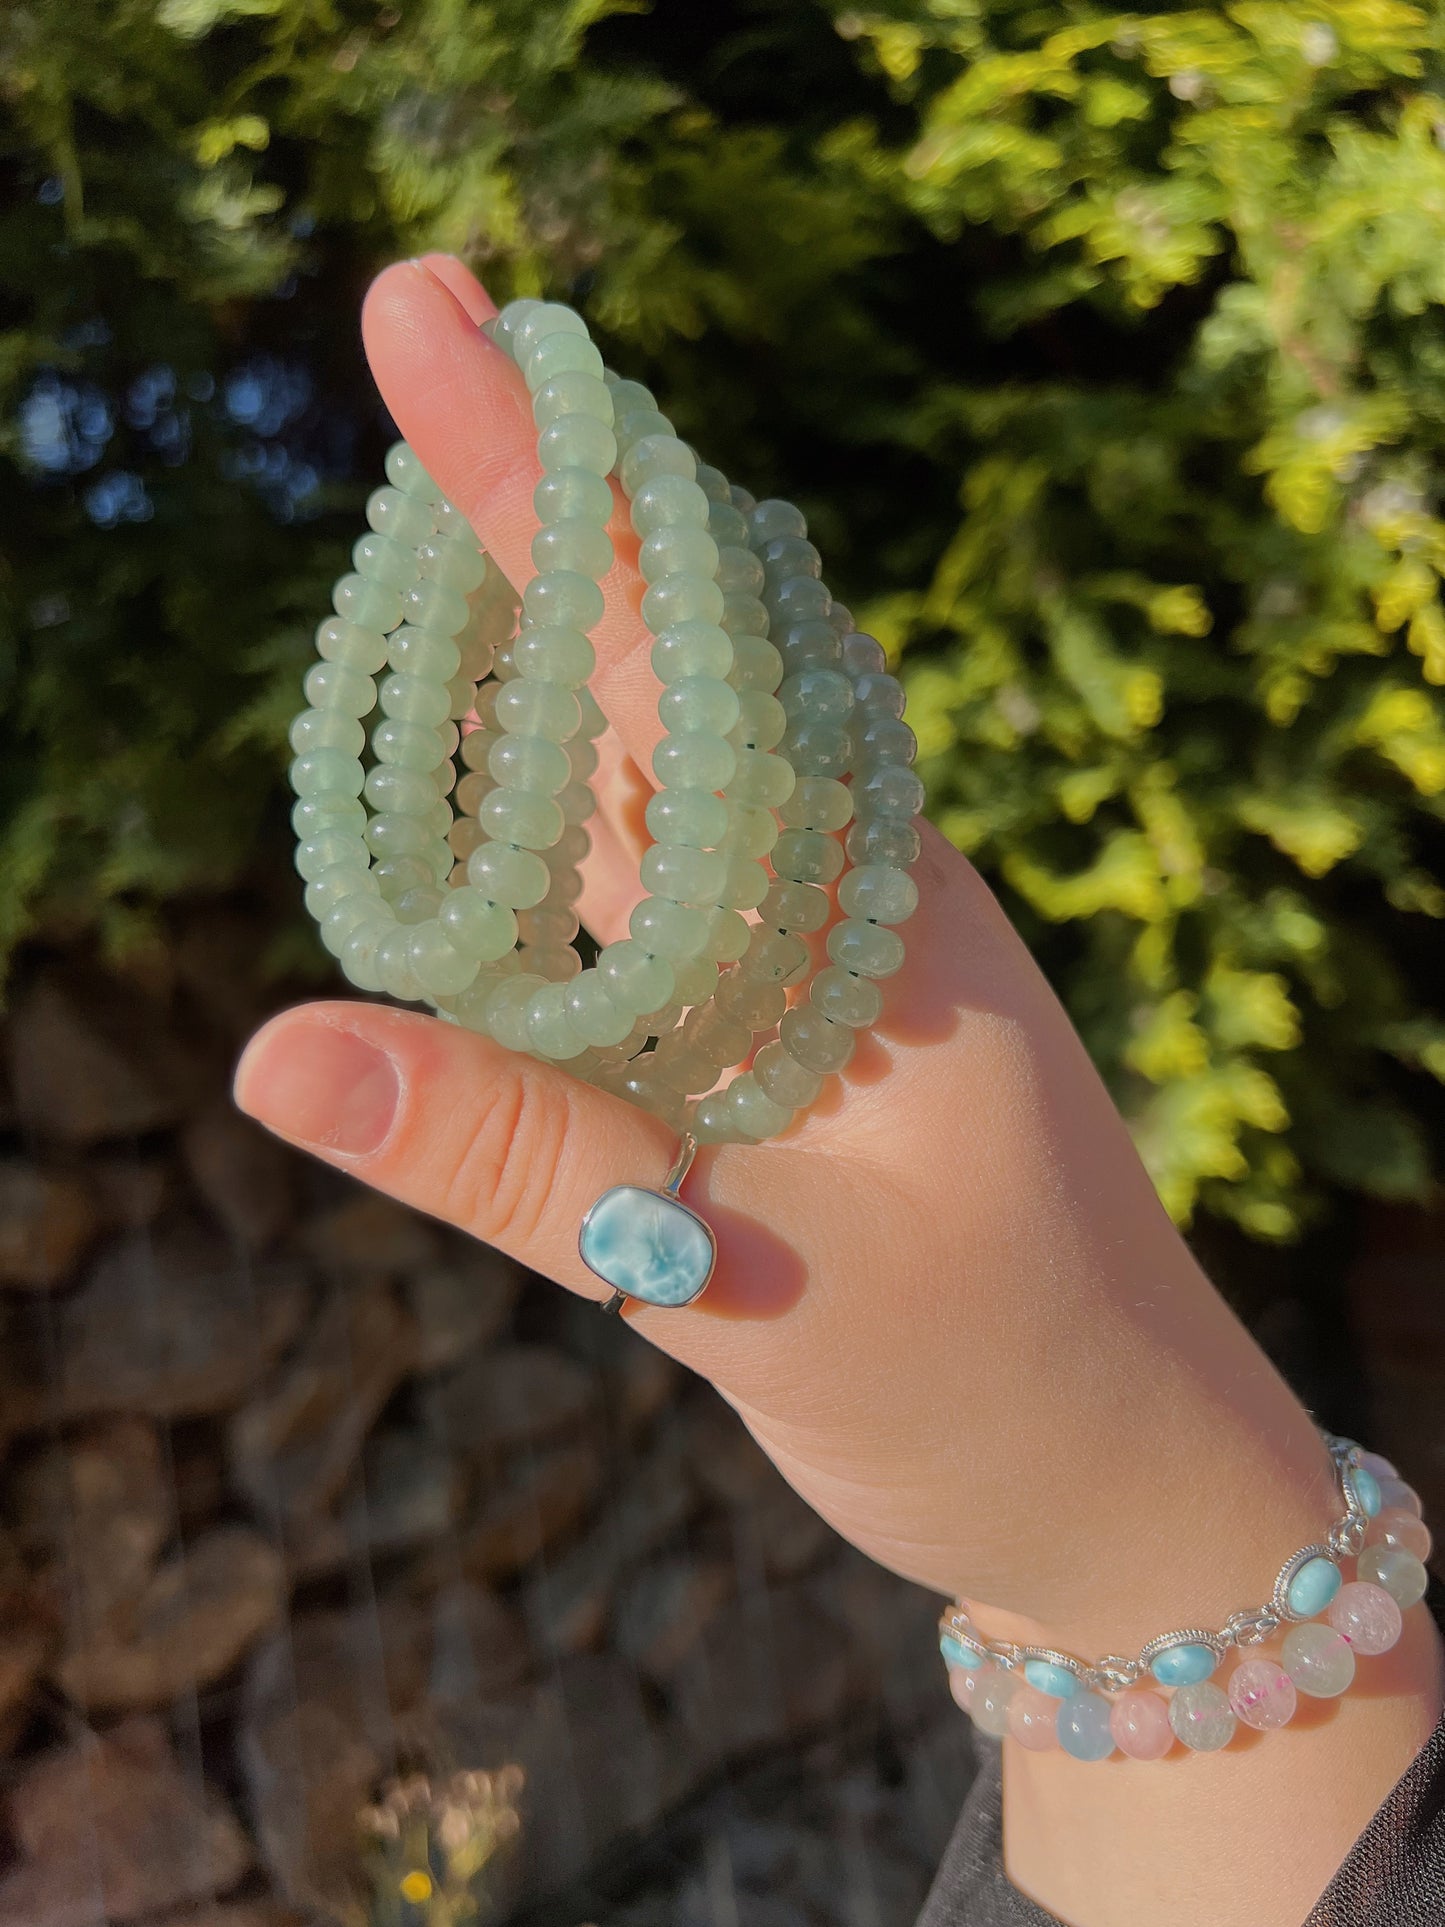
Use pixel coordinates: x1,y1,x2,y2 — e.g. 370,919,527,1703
234,1002,681,1301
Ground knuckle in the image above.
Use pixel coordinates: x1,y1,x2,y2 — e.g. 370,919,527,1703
436,1060,572,1250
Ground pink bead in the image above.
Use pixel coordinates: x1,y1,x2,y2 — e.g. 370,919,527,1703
1110,1689,1174,1760
1376,1476,1423,1517
1227,1658,1297,1731
1329,1581,1403,1656
1365,1508,1432,1563
1008,1684,1061,1751
1357,1450,1398,1480
949,1665,982,1715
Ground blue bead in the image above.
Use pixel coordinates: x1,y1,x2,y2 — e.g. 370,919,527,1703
1023,1659,1078,1700
1058,1691,1116,1762
1350,1466,1382,1518
1287,1556,1342,1618
579,1185,716,1307
1150,1643,1216,1687
940,1634,983,1671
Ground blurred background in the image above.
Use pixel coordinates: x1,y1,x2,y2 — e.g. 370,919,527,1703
2,2,1444,1922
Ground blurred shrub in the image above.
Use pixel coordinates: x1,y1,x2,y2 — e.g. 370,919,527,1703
4,0,1445,1236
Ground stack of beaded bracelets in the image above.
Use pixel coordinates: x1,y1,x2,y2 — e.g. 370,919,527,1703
290,296,921,1147
939,1436,1433,1762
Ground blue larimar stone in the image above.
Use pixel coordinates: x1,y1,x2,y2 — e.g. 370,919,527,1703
1349,1465,1383,1518
1150,1643,1216,1687
940,1633,983,1671
1287,1555,1342,1618
579,1185,715,1307
1023,1658,1078,1699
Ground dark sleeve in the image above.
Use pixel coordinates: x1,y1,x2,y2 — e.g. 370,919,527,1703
917,1586,1445,1927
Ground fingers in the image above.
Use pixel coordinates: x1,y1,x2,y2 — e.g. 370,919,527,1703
361,258,664,781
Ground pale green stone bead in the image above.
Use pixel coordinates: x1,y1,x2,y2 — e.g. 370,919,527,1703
522,570,605,633
293,794,365,840
524,331,605,390
317,616,389,673
769,577,832,624
754,1041,824,1111
511,301,588,363
651,621,733,683
418,534,487,594
620,432,696,498
304,660,375,716
364,765,436,816
630,897,709,961
531,519,614,579
856,717,918,770
812,965,883,1028
523,941,582,983
353,532,419,593
459,727,498,773
631,474,710,534
644,787,730,849
598,939,675,1015
534,371,614,429
296,830,368,881
289,708,364,757
683,1004,750,1066
847,816,921,868
487,973,550,1051
748,498,807,544
781,1005,855,1075
373,855,433,902
842,631,887,675
556,780,595,824
701,904,752,961
651,1034,711,1095
640,844,729,906
339,919,390,993
657,959,711,1011
425,797,455,840
304,863,380,919
394,890,445,936
445,670,478,720
760,536,822,588
691,1093,744,1144
519,904,580,950
743,929,810,985
405,924,479,997
366,811,440,860
379,672,450,727
718,856,769,913
333,574,403,633
854,671,907,719
725,634,783,691
772,828,845,887
526,985,590,1059
564,971,635,1048
728,748,795,809
495,681,581,741
785,720,852,778
760,881,831,934
466,841,550,909
1356,1545,1429,1609
534,466,614,526
577,688,610,738
290,749,364,797
614,405,671,447
454,771,492,816
838,862,919,925
367,484,435,546
728,803,780,859
513,625,596,686
478,788,564,850
384,442,444,502
444,964,511,1032
388,627,462,682
855,764,925,821
778,618,841,671
321,895,386,956
730,483,757,513
732,689,786,751
778,775,853,832
727,1073,793,1141
438,891,518,962
707,503,750,549
538,415,617,476
693,460,730,503
641,575,725,630
568,735,599,781
487,733,571,796
639,527,720,584
828,919,906,979
715,971,787,1029
652,732,737,792
658,676,741,738
722,593,770,638
715,545,765,596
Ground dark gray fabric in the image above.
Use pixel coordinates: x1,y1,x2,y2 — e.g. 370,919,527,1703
917,1586,1445,1927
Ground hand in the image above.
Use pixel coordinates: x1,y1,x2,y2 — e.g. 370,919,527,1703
236,256,1440,1927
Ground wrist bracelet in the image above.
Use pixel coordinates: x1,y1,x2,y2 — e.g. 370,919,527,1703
939,1435,1433,1761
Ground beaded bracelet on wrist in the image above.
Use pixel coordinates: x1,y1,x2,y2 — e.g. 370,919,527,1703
938,1437,1433,1761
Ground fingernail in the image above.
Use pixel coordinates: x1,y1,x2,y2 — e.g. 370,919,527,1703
235,1020,400,1156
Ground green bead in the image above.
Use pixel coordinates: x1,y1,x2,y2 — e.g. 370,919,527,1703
715,971,787,1029
855,765,925,821
645,787,730,849
316,616,389,673
652,732,737,792
630,897,709,960
384,442,444,502
538,415,617,476
728,748,795,809
811,965,883,1028
576,687,609,738
785,720,851,778
651,621,733,683
531,520,614,579
373,855,433,901
718,856,769,911
753,1039,823,1109
641,575,725,630
418,534,487,594
772,828,845,886
605,377,658,418
598,939,675,1014
293,794,365,841
847,816,921,867
379,672,450,727
842,632,887,675
726,1073,793,1141
512,301,588,363
778,776,852,832
524,332,605,390
295,830,368,881
639,527,720,583
769,577,831,624
743,929,809,984
364,765,436,815
779,667,852,725
534,466,615,526
388,627,462,682
373,720,443,775
303,661,375,716
777,619,841,671
691,1092,744,1143
856,717,917,769
534,370,614,428
487,973,550,1051
513,625,596,686
494,681,581,742
727,635,783,691
854,671,906,719
367,484,435,546
526,985,590,1059
761,534,822,587
365,812,436,859
640,844,729,906
760,880,830,933
353,531,419,591
557,779,595,824
615,405,671,446
466,840,550,909
478,788,564,850
838,863,919,925
631,474,710,534
487,733,571,795
333,572,403,634
289,708,364,756
715,545,765,596
658,676,741,738
781,1005,855,1075
732,689,786,750
670,956,720,1006
827,919,906,979
522,570,605,633
721,593,770,638
707,500,750,545
321,895,385,956
564,971,635,1047
339,919,389,992
290,749,363,798
701,903,752,959
728,803,779,858
620,432,696,498
304,863,379,918
405,924,478,997
749,498,807,544
438,891,519,962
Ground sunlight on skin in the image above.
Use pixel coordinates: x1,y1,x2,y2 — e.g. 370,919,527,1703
236,253,1443,1927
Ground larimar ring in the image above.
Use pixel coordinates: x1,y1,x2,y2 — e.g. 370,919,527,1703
579,1134,716,1312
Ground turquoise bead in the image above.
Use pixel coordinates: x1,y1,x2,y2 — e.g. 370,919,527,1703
1287,1556,1343,1618
1023,1659,1078,1700
1349,1466,1383,1517
1149,1643,1217,1687
940,1634,983,1672
579,1184,716,1307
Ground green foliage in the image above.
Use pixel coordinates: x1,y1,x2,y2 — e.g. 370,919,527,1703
4,0,1445,1236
